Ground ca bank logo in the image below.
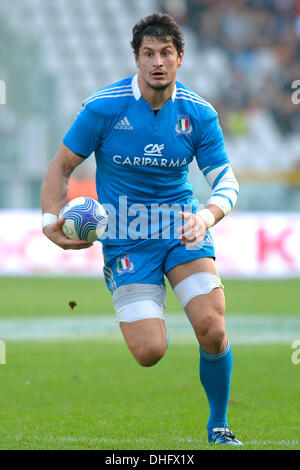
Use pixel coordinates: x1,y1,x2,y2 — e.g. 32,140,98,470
144,143,164,157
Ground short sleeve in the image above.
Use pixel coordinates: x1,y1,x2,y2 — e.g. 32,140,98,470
63,106,103,158
195,106,229,171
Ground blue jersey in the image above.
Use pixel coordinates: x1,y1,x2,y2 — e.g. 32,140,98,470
63,75,230,245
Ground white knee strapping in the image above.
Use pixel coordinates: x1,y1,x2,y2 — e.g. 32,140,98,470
112,284,166,323
173,273,223,309
115,300,165,323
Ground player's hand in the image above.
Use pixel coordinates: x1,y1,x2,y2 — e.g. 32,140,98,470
177,211,207,248
42,217,93,250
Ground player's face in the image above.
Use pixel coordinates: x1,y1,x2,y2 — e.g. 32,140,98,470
135,36,183,91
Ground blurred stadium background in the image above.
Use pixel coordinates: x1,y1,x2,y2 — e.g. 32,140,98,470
0,0,300,278
0,0,300,451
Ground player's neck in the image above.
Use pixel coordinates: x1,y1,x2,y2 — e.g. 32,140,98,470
137,74,175,110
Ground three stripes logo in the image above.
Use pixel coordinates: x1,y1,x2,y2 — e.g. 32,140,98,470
114,116,133,130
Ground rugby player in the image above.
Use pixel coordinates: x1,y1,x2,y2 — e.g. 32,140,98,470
41,13,242,446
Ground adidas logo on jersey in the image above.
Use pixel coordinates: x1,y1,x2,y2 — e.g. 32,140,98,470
114,116,133,130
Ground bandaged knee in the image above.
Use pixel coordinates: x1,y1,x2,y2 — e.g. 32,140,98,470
112,283,166,323
173,273,223,309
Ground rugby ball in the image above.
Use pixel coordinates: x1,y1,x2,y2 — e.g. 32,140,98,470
61,197,108,242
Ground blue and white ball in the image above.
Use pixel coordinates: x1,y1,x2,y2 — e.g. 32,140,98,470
61,197,108,242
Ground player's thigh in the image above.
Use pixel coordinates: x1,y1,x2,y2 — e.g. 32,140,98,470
166,257,225,323
166,258,224,322
184,287,226,349
166,257,219,288
166,258,226,349
112,282,168,366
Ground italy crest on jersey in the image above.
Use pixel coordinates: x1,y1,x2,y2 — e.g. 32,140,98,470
116,255,134,275
175,115,193,135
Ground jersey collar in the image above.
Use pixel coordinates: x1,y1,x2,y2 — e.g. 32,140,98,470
132,74,177,102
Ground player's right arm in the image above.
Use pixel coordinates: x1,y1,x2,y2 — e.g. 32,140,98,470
42,93,105,249
40,142,93,250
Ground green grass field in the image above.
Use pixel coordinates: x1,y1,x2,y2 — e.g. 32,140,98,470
0,277,299,450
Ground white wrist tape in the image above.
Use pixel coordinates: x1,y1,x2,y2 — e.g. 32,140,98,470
42,213,58,228
204,166,239,216
196,208,215,229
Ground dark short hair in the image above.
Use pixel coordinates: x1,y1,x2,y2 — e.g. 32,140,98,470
131,13,185,57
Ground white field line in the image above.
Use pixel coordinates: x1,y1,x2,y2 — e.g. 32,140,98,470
12,434,300,448
0,314,299,345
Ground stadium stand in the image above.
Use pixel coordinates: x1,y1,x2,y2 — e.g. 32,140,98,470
163,0,300,170
164,0,300,209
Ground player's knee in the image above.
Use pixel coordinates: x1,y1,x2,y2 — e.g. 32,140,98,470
205,325,226,353
134,340,167,367
194,312,226,353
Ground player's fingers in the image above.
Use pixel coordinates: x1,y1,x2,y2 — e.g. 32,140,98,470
56,216,65,227
54,217,93,249
65,244,93,250
178,211,196,223
182,225,206,244
177,212,196,233
178,218,196,238
62,239,93,250
178,223,193,235
185,236,201,248
178,211,195,220
177,222,192,234
45,227,93,250
178,212,207,245
186,231,206,248
180,231,197,244
178,229,193,239
179,227,196,241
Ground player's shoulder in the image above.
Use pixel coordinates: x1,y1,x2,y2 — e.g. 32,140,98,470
175,81,217,119
81,76,135,116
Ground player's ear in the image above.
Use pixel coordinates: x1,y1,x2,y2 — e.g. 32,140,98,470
134,51,140,67
177,50,184,68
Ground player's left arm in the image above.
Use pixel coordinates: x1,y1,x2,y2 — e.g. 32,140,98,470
179,106,239,248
